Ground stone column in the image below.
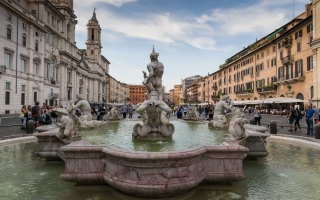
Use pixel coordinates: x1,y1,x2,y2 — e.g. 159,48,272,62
311,0,320,107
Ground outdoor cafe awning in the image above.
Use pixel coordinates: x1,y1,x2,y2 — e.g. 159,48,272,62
233,98,308,105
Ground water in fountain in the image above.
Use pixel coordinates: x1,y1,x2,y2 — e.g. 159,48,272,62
1,140,320,199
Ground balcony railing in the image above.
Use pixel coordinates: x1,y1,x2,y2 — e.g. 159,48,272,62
281,55,294,65
212,86,218,90
257,85,277,93
235,89,253,94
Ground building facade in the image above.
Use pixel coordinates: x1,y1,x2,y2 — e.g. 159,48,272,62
205,3,317,108
0,0,111,114
129,84,146,105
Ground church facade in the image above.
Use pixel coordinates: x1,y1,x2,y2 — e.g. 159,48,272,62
0,0,110,114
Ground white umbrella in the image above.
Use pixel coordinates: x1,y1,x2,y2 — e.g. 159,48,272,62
278,99,308,103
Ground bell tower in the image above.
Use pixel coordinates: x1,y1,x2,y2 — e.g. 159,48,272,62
86,8,102,62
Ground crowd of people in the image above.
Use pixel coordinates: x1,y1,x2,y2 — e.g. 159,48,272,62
20,101,61,129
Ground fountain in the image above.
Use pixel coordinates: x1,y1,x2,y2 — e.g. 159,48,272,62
31,48,270,198
182,105,205,121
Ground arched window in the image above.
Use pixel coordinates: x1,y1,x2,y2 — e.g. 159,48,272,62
254,97,257,100
311,86,314,99
296,93,304,100
268,96,273,98
280,94,285,97
247,98,250,100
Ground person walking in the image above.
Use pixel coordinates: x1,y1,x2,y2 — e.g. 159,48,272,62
128,105,133,119
122,104,128,119
305,104,315,135
313,105,319,125
253,108,261,126
287,106,296,132
173,106,177,116
294,107,302,132
248,106,252,115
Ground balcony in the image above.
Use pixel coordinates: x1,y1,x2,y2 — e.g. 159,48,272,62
256,71,260,77
257,85,277,94
274,71,305,85
235,89,253,97
281,55,294,65
212,86,218,90
211,94,220,100
0,65,6,73
241,76,244,81
48,92,59,99
250,73,254,78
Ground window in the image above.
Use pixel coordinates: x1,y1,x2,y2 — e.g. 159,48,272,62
33,63,38,75
278,67,284,78
7,13,11,21
91,28,94,40
67,71,71,83
256,54,259,60
6,53,11,68
266,49,269,55
5,92,10,105
307,56,313,71
295,29,302,39
280,51,283,59
21,85,25,92
35,42,38,52
272,46,276,53
91,50,93,54
309,36,313,43
35,31,39,37
297,42,301,52
267,60,270,68
31,10,36,15
48,58,58,81
22,36,26,47
21,93,25,105
46,33,49,42
5,82,11,90
34,92,37,102
295,59,303,77
7,28,11,40
21,59,26,72
261,52,264,58
307,24,313,33
271,58,276,67
23,23,26,30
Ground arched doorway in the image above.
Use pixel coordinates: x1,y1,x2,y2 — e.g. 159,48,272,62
296,93,304,110
280,94,285,97
247,98,250,100
269,96,273,98
254,97,257,100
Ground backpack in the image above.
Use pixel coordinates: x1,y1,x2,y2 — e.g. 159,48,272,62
45,114,51,122
32,106,38,115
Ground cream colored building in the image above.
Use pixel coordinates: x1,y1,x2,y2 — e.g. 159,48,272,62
0,0,111,114
205,3,318,109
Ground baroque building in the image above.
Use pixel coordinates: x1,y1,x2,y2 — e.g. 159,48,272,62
0,0,110,114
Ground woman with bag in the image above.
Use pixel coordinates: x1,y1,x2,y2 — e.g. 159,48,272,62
254,108,261,126
294,107,302,131
20,105,27,129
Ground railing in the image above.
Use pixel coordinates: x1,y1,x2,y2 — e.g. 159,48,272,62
281,55,294,65
212,86,218,90
235,89,253,94
277,71,304,81
257,86,277,93
0,65,6,73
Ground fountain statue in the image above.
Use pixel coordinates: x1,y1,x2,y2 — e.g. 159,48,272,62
182,105,205,121
132,48,175,140
103,106,121,121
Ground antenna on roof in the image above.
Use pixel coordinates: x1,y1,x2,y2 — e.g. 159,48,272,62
293,0,295,19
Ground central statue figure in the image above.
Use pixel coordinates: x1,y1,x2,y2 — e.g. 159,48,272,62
133,47,174,140
142,47,164,100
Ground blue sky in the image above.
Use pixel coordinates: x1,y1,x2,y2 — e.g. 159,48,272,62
74,0,310,91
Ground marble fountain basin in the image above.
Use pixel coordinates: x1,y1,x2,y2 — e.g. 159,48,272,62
58,141,248,198
33,121,270,198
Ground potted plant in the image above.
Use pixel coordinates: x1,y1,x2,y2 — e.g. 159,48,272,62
287,85,292,90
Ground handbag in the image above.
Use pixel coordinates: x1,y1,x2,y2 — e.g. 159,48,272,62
19,113,24,119
258,113,262,119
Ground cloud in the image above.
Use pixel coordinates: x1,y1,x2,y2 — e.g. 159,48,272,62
196,3,289,36
74,0,137,7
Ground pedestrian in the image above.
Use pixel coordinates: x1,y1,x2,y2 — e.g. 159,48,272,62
183,106,188,116
204,106,209,119
173,106,177,116
128,105,133,119
294,107,302,132
287,105,296,132
248,106,251,115
253,108,261,126
122,104,128,119
20,105,27,129
32,101,42,128
313,105,319,124
41,110,52,125
305,103,315,135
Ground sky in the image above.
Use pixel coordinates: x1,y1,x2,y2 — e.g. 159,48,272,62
73,0,311,92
